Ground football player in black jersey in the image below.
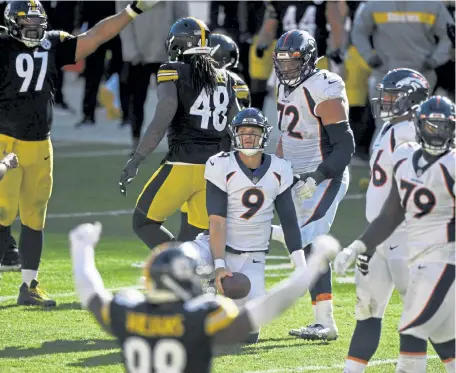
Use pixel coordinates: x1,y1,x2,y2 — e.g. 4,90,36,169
251,0,346,110
69,222,340,373
0,0,157,307
119,18,241,250
178,32,250,242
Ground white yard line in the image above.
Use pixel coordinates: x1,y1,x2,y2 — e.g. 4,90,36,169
56,149,131,158
243,356,439,373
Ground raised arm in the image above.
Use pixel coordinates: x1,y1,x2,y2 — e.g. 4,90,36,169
74,1,157,61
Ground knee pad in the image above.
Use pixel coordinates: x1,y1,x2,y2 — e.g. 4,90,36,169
20,210,47,231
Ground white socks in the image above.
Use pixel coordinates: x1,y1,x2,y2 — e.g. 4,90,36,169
22,269,38,286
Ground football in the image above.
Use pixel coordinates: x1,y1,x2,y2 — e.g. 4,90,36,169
221,272,251,299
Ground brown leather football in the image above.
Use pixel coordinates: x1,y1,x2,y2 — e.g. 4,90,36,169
221,272,251,299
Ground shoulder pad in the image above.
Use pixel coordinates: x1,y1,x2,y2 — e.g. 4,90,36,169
184,293,218,312
272,155,294,192
157,62,180,84
392,142,419,163
204,295,239,335
205,152,232,192
228,71,250,100
309,70,346,107
113,289,145,308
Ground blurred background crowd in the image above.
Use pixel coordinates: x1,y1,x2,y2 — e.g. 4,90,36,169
0,0,454,162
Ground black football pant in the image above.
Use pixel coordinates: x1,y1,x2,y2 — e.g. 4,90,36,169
82,36,123,120
122,62,161,141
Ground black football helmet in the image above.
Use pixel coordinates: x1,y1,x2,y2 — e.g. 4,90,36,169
273,30,318,88
415,96,455,156
372,68,430,119
209,33,239,69
165,17,212,62
228,108,272,156
4,0,47,48
143,242,211,303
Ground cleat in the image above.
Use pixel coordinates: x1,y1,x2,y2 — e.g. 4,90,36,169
17,280,56,307
0,248,21,272
289,323,338,341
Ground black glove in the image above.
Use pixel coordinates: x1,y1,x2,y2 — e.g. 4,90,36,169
356,253,372,276
327,49,345,65
119,154,144,197
298,170,325,186
256,43,269,58
447,23,455,49
367,54,383,69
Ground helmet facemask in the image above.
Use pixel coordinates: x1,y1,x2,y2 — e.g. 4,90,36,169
9,15,47,48
230,124,271,156
371,89,415,119
416,116,455,156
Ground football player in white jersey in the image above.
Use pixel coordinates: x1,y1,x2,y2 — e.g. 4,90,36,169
188,107,306,344
339,68,430,371
335,96,455,373
271,29,355,341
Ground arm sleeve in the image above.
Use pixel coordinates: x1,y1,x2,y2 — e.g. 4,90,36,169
134,81,178,159
54,31,78,68
430,3,454,66
316,121,355,180
206,181,228,218
351,3,375,63
275,187,302,254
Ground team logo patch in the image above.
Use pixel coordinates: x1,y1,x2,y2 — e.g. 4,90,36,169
41,39,51,50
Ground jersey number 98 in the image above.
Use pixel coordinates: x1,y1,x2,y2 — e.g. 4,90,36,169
190,86,229,131
124,337,187,373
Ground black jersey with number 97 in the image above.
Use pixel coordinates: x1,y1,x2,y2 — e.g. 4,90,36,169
0,31,76,141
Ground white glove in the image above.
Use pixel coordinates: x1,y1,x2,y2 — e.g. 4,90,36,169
1,152,19,169
126,0,159,18
69,222,103,249
294,177,317,201
334,240,367,276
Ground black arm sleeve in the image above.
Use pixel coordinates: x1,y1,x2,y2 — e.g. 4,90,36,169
317,121,355,180
275,186,302,253
359,181,405,255
88,294,113,335
206,181,228,218
135,82,178,159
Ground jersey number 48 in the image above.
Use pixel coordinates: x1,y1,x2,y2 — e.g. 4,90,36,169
190,86,229,131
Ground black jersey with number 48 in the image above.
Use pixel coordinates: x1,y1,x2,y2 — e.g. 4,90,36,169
157,62,238,164
103,290,239,373
0,31,76,141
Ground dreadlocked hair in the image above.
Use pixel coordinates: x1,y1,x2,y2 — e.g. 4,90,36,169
187,54,218,96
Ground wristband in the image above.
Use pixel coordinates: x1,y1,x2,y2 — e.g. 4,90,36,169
214,259,225,269
125,4,139,19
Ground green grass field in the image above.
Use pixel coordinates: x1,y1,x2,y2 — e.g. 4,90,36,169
0,142,444,373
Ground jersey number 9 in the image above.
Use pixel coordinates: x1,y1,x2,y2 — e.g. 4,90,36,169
124,337,187,373
190,86,229,131
241,188,265,220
